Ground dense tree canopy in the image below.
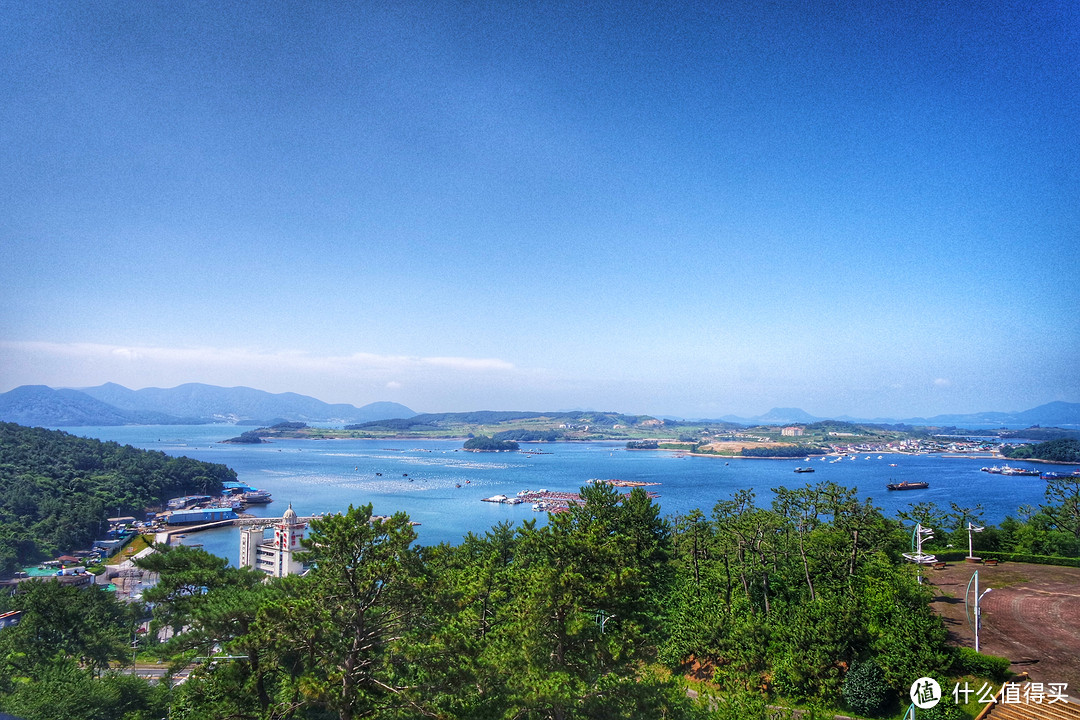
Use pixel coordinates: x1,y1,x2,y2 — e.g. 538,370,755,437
462,435,519,451
42,481,979,720
0,422,236,575
1002,437,1080,462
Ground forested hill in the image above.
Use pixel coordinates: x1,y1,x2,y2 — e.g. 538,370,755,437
1002,437,1080,463
0,422,236,575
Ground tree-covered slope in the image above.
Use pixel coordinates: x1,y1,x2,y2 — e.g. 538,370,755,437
0,422,236,575
1003,437,1080,463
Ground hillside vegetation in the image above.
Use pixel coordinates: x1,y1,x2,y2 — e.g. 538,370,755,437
1002,437,1080,463
0,422,236,575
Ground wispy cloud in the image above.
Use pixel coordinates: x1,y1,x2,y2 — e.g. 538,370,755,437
0,341,515,375
0,341,529,411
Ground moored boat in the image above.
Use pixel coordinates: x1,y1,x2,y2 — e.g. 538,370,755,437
886,481,929,491
242,489,273,504
1041,471,1080,480
793,467,816,473
982,464,1040,476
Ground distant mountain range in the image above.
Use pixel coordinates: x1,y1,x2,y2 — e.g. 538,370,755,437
715,401,1080,428
0,383,416,427
1,382,1076,430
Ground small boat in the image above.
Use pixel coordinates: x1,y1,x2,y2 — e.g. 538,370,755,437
794,467,816,473
886,481,929,491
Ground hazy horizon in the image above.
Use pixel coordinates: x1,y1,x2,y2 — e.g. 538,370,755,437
3,377,1075,423
2,3,1077,419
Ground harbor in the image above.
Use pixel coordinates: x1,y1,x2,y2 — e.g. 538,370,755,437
36,426,1074,567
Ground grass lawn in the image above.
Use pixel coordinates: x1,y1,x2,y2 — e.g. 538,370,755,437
105,534,153,566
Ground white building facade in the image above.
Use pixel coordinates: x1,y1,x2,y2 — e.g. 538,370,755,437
239,504,306,577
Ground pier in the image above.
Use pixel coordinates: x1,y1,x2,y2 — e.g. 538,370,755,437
155,515,325,544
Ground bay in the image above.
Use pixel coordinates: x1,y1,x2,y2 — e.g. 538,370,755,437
64,425,1069,566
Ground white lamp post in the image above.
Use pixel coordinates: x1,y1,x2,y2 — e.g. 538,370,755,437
967,570,993,652
975,586,992,652
967,522,984,561
902,523,936,583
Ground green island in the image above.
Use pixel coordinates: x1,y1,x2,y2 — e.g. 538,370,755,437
462,434,520,451
1,421,1080,719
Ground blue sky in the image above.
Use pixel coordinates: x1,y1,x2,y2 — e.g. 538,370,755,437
1,1,1077,418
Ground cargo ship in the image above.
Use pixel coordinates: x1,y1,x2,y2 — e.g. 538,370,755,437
980,465,1040,476
886,481,929,491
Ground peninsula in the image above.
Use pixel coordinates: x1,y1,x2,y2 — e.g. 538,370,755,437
221,412,1080,461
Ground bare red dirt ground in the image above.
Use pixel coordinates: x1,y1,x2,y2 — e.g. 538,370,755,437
924,561,1080,696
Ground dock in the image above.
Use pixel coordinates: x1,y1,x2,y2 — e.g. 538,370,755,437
484,487,661,513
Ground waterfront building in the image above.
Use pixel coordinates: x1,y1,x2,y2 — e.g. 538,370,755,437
166,507,238,525
239,504,306,578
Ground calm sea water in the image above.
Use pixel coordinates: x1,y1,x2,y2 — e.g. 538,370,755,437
64,425,1073,566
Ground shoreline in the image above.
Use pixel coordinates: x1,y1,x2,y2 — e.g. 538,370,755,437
223,433,1078,466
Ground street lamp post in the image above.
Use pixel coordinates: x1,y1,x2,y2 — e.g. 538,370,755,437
966,570,993,652
967,522,984,561
975,586,992,652
902,523,936,584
